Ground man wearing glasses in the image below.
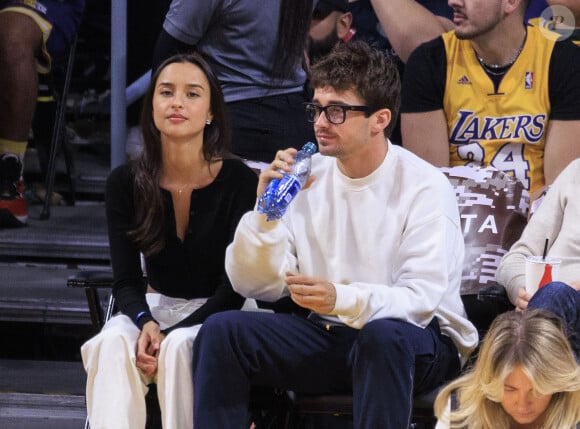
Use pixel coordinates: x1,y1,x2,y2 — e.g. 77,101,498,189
192,42,477,429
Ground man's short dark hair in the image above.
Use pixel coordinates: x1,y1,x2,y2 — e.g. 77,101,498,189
309,41,400,138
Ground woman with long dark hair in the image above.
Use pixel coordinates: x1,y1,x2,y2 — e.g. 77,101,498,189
81,52,258,428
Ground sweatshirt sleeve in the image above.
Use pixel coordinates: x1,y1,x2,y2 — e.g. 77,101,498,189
496,165,568,304
106,165,151,327
225,211,298,301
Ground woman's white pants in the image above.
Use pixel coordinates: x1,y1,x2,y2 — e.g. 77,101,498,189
81,309,201,429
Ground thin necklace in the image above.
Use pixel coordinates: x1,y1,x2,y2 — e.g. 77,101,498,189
177,182,197,195
167,183,191,196
475,28,527,71
480,63,510,76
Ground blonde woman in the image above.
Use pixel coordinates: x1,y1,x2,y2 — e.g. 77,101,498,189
434,309,580,429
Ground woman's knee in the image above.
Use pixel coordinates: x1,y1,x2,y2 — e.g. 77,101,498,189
539,281,569,293
161,326,199,358
83,316,139,356
530,281,575,307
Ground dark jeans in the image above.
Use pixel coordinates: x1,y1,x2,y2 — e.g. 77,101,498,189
227,91,316,163
529,281,580,362
193,311,460,429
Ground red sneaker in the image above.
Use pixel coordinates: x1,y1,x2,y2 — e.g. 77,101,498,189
0,153,28,227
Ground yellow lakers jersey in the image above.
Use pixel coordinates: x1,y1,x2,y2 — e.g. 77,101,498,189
529,17,580,46
442,27,555,194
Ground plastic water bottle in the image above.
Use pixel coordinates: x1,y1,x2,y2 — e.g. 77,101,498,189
257,142,317,221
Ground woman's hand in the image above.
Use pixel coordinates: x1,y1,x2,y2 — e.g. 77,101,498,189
515,287,531,311
136,321,165,377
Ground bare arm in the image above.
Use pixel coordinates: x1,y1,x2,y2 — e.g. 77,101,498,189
370,0,452,62
541,119,580,193
401,110,450,167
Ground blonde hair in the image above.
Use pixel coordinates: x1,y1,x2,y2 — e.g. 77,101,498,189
434,309,580,429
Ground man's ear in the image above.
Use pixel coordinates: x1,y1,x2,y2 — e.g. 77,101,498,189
372,108,392,134
337,12,354,41
504,0,521,15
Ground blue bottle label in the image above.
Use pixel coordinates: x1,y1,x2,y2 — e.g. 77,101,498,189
274,175,301,205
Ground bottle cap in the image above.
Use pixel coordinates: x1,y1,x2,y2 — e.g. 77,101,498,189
302,141,317,154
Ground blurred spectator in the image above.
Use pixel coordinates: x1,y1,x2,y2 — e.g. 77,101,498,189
309,0,353,64
366,0,453,63
309,0,453,64
355,0,453,144
306,0,453,144
152,0,315,163
0,0,84,227
496,158,580,360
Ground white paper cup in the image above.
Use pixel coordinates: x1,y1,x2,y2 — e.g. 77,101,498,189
525,256,561,295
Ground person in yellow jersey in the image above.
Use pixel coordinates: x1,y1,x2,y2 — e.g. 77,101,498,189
400,0,580,205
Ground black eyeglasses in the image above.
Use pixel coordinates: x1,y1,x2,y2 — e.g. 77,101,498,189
304,103,373,125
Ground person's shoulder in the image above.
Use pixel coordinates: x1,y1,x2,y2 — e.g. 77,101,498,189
558,158,580,183
567,157,580,169
310,152,334,176
413,34,446,57
105,162,136,201
222,157,259,184
391,147,454,198
107,162,135,186
551,35,580,59
406,35,446,72
389,146,457,209
392,144,447,181
544,25,580,70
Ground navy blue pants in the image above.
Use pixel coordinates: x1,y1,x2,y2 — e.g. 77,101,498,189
193,310,460,429
529,281,580,362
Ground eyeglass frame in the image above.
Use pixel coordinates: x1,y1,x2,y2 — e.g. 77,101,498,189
303,102,375,125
